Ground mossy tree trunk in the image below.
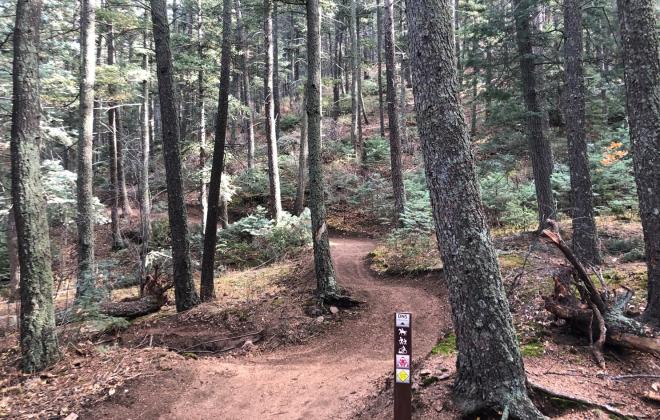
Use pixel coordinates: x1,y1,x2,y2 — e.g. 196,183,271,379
405,0,543,417
76,0,97,302
307,0,338,300
150,0,199,311
11,0,60,372
616,0,660,325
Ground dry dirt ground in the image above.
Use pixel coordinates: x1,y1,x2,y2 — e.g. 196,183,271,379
85,237,452,420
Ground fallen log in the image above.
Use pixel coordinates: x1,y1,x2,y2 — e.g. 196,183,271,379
541,221,659,360
100,295,165,319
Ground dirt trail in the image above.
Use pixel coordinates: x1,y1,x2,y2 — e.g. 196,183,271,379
92,237,450,420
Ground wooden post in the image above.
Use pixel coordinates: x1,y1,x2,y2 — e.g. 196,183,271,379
394,312,412,420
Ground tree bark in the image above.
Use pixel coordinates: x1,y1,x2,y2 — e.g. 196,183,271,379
11,0,60,372
294,90,308,215
563,0,601,266
384,0,406,224
139,10,152,291
273,1,281,139
150,0,199,311
616,0,660,325
307,0,339,300
376,0,385,137
197,0,208,235
349,0,361,163
513,0,556,230
7,208,20,301
200,0,232,302
405,0,543,416
264,0,283,221
76,0,97,302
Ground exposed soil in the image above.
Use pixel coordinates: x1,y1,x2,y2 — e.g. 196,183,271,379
85,236,452,419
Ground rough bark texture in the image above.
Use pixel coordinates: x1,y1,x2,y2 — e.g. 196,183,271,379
616,0,660,325
563,0,601,266
11,0,60,372
76,0,97,302
349,0,361,163
383,0,405,223
150,0,199,311
139,11,151,289
7,208,20,301
294,91,308,216
405,0,543,417
200,0,232,302
264,0,283,221
513,0,556,230
197,0,207,236
307,0,338,299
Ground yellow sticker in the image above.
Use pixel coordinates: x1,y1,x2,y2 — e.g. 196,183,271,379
396,368,410,384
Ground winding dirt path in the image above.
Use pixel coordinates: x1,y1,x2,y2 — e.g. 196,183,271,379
91,237,450,419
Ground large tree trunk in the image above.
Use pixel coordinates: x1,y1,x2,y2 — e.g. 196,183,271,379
384,0,406,224
349,0,361,163
76,0,97,302
196,0,208,235
273,1,281,139
264,0,283,222
150,0,199,312
7,208,20,301
513,0,556,230
200,0,232,302
376,0,385,137
563,0,601,266
616,0,660,325
332,20,342,121
294,90,308,215
11,0,60,372
405,0,543,416
235,0,254,170
307,0,339,300
139,10,152,291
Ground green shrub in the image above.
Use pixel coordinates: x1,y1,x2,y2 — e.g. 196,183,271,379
480,174,537,229
279,114,301,132
364,136,390,165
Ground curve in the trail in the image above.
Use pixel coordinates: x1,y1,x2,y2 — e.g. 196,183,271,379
90,237,450,420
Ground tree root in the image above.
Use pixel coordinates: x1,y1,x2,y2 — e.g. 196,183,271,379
530,380,638,419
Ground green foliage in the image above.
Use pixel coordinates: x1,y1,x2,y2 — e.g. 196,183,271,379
150,219,172,249
279,114,301,132
604,238,645,262
364,136,390,165
216,206,312,268
431,334,457,355
479,174,537,229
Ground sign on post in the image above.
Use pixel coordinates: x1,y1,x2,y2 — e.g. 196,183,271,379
394,312,412,420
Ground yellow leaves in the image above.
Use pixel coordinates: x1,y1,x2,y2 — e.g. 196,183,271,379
601,141,628,166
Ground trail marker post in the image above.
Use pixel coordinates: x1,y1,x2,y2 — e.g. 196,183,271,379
394,312,412,420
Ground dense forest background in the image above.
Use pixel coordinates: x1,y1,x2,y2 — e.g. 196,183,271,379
0,0,659,417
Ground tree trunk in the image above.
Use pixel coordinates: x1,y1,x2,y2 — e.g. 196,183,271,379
616,0,660,325
350,0,361,163
150,0,199,312
200,0,232,302
7,208,20,301
563,0,601,265
513,0,556,230
356,17,364,153
76,0,97,302
139,10,152,291
11,0,60,372
273,1,281,138
264,0,283,221
332,21,342,120
376,0,385,137
197,0,207,235
405,0,543,416
307,0,339,300
294,91,308,215
384,0,406,223
235,0,255,170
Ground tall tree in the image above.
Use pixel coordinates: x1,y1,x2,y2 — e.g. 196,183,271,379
294,90,308,215
563,0,601,265
11,0,60,372
197,0,208,235
273,1,281,138
405,0,543,416
513,0,556,230
76,0,97,301
376,0,385,137
138,10,151,288
264,0,283,221
235,0,255,169
616,0,660,324
307,0,339,300
349,0,361,162
384,0,405,223
200,0,232,302
150,0,199,311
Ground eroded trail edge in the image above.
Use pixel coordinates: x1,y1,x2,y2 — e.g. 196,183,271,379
92,237,450,420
